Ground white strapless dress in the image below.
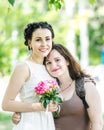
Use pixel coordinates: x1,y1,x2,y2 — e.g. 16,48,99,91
13,60,55,130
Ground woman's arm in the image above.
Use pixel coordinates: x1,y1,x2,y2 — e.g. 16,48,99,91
2,63,44,112
12,101,59,125
85,82,103,130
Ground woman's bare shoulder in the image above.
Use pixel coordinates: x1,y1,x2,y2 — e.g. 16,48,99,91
14,62,29,72
11,62,29,81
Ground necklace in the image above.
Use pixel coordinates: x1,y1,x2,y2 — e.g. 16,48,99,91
60,81,73,92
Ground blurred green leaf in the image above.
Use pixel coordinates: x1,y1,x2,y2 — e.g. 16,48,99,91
89,0,96,5
8,0,15,6
48,0,64,10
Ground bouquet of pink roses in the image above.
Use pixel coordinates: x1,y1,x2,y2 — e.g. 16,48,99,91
34,80,62,116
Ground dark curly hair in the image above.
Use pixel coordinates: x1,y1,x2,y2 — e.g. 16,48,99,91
24,22,54,50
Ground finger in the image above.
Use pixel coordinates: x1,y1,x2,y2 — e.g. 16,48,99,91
51,106,58,112
13,114,20,119
49,102,57,107
16,112,21,115
12,118,20,124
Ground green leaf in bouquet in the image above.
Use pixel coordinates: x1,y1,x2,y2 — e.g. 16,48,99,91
43,99,50,108
53,111,60,118
52,96,62,103
40,96,45,102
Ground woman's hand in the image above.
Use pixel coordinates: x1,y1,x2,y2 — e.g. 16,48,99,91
12,112,21,124
48,101,58,112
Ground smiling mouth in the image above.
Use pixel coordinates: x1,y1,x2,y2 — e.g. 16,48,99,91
52,69,59,72
39,48,48,52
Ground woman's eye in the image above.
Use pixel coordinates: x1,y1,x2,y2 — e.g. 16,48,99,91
36,39,40,41
46,62,51,65
56,59,60,62
46,38,50,41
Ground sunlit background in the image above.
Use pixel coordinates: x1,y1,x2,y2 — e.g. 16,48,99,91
0,0,104,129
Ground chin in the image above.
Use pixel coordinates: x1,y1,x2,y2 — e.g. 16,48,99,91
51,73,59,78
40,54,48,58
44,52,50,57
53,73,61,78
40,50,50,57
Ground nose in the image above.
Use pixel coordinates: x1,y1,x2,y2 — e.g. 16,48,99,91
51,62,57,70
41,40,47,46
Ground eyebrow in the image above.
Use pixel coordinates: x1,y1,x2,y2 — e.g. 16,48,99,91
54,57,60,59
36,35,51,38
46,57,61,61
45,59,50,62
35,37,42,39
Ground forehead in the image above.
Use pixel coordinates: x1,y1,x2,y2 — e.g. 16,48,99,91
47,49,62,59
32,28,52,38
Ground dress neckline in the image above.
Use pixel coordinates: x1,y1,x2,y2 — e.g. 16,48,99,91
27,59,45,67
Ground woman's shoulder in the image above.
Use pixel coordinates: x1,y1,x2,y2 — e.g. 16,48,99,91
84,78,100,105
84,77,96,86
15,61,29,70
84,77,95,83
84,77,96,93
13,61,29,77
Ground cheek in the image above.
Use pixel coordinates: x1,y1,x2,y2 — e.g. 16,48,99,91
46,66,50,71
61,61,68,66
46,66,52,74
49,44,52,51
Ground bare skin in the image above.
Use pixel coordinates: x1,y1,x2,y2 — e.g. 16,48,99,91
2,29,58,113
12,45,103,130
46,49,103,130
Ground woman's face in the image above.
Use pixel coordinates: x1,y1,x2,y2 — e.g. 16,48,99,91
45,49,69,78
29,28,53,58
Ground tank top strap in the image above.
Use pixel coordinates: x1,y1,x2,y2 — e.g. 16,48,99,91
84,77,96,85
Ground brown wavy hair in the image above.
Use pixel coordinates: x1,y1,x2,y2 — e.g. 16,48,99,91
44,43,90,80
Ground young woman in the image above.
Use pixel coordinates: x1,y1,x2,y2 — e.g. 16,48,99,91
12,43,103,130
45,44,103,130
2,22,58,130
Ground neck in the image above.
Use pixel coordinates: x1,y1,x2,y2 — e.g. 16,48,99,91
58,74,72,86
30,54,44,64
60,79,73,92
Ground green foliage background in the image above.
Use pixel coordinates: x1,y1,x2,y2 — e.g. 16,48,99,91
0,0,104,76
0,112,13,130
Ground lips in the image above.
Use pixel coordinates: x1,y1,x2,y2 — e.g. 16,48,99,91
39,48,48,52
52,68,59,72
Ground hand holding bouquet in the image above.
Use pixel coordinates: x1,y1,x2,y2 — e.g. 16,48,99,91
34,80,62,117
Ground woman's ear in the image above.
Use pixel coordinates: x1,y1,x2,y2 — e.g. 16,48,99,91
28,40,32,49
